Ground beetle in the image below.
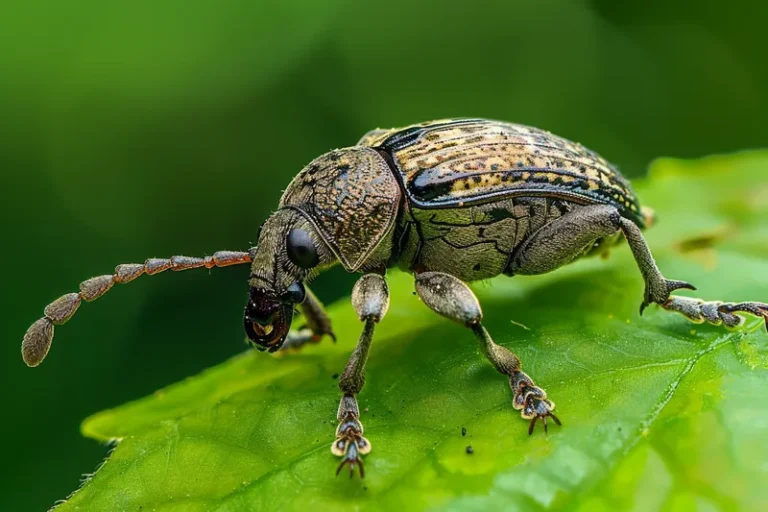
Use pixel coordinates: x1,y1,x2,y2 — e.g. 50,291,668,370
22,118,768,478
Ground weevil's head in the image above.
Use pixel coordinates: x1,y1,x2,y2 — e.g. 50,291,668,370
244,208,335,351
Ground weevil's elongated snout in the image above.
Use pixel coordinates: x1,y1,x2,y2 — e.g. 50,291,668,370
243,285,302,352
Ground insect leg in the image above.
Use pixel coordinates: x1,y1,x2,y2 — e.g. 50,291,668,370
279,286,336,351
414,271,559,435
331,274,388,478
21,250,253,367
619,218,768,330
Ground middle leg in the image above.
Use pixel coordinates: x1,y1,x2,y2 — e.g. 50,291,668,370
415,271,560,434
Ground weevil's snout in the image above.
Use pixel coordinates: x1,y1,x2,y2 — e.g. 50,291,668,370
243,283,305,352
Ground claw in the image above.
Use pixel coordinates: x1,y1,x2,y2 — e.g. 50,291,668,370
525,397,561,436
336,443,365,478
331,402,370,479
641,279,697,315
669,280,698,293
511,371,561,435
528,416,537,436
527,409,561,436
718,302,768,332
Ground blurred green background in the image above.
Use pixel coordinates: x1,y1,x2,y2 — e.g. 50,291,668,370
1,1,766,510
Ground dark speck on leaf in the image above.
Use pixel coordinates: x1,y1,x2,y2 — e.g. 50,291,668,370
331,373,339,380
466,446,474,455
462,427,467,436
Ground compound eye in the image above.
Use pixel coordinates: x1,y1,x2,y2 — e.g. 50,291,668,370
286,228,319,269
283,282,306,304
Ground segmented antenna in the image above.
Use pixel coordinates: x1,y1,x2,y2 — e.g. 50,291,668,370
21,251,252,367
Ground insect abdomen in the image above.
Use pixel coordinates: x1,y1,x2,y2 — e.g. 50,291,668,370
395,197,575,281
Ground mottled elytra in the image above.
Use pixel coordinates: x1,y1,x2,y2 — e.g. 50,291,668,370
23,118,768,478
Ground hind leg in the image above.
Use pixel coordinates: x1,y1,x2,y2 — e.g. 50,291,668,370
508,204,768,330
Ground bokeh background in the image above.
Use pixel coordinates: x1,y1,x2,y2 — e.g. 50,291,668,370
1,1,766,509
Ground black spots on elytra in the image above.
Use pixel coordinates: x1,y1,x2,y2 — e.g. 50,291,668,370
490,163,500,171
465,135,484,144
517,161,525,167
464,182,471,190
472,176,483,184
572,178,590,191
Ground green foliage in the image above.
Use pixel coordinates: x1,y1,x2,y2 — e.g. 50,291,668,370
58,152,768,510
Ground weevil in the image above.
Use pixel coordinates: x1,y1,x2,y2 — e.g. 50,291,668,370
22,118,768,477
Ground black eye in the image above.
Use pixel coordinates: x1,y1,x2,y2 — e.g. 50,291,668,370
283,282,306,304
286,228,319,269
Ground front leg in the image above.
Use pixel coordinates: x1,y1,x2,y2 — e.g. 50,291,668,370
331,274,389,477
415,271,560,435
280,286,336,351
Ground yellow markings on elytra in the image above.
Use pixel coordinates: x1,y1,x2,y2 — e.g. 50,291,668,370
370,119,643,217
532,172,556,182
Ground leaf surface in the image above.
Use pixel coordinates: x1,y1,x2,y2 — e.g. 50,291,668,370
59,151,768,511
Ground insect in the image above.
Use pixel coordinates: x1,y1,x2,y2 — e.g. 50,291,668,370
22,118,768,478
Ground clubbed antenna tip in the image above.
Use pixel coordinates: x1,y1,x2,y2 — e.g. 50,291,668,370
22,318,54,367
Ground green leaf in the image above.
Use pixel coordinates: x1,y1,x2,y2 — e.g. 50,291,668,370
58,151,768,511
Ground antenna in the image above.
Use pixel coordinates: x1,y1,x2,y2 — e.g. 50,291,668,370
21,251,252,367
